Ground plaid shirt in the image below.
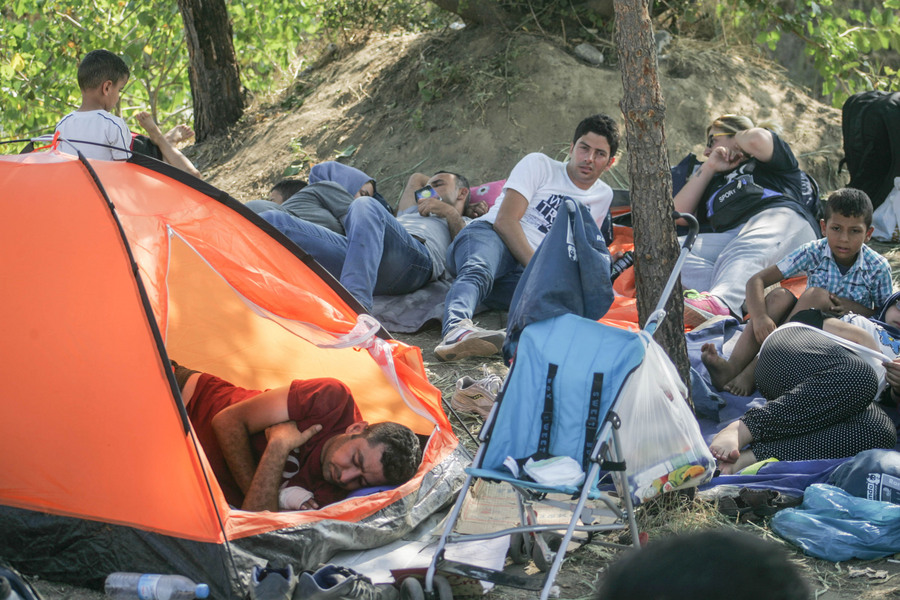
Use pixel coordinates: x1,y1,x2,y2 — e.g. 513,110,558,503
776,238,894,310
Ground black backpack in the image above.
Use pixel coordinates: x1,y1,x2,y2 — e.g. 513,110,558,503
838,91,900,209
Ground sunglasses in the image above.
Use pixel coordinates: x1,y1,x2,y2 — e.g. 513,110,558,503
707,132,734,148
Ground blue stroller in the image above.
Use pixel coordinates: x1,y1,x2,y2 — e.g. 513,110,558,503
404,206,707,600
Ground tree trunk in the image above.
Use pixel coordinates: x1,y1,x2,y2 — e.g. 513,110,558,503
613,0,693,408
177,0,244,142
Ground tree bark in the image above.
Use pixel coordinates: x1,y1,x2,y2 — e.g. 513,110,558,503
177,0,244,142
613,0,693,408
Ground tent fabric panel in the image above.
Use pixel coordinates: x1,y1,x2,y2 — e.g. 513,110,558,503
0,506,236,599
163,237,437,435
0,154,223,541
92,160,362,342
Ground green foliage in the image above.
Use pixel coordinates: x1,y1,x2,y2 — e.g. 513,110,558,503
491,0,614,36
1,0,191,139
0,0,445,144
417,57,466,103
411,36,523,126
667,0,900,106
735,0,899,104
228,0,321,95
319,0,450,42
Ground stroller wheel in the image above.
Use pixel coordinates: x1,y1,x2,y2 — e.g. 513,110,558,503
508,532,531,564
532,535,562,573
400,577,425,600
432,575,453,600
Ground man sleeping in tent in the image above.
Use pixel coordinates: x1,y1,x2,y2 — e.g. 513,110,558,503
172,363,422,511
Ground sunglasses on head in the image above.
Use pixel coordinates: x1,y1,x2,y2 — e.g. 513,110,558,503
707,132,734,148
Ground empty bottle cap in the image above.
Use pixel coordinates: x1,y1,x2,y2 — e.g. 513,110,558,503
195,584,210,599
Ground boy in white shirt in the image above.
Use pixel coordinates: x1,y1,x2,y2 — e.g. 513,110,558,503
435,114,619,361
55,49,200,178
55,49,131,161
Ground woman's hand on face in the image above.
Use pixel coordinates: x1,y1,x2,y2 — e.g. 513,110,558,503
706,146,747,172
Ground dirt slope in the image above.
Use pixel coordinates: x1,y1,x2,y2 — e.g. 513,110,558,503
194,27,845,205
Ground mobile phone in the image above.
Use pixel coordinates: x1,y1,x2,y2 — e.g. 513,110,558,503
415,185,438,202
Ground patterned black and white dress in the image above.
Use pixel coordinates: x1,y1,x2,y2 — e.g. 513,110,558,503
747,319,898,461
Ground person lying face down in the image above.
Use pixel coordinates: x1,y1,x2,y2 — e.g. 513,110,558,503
259,169,472,313
245,161,390,234
173,363,422,511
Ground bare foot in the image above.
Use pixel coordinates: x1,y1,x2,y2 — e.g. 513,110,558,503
709,420,742,464
724,363,756,396
701,343,740,391
165,124,194,145
718,449,758,475
135,111,165,144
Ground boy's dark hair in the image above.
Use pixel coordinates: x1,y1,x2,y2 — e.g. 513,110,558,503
596,529,811,600
77,50,130,91
363,422,422,485
432,170,471,192
824,187,874,227
270,179,308,200
573,114,620,157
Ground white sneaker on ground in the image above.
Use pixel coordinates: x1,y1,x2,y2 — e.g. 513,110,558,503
434,318,505,362
452,370,503,417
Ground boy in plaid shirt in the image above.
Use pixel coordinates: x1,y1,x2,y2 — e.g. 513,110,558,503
702,188,894,395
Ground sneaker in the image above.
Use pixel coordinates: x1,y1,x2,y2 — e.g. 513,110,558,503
683,290,731,328
250,564,296,600
434,318,505,362
293,565,398,600
452,369,503,417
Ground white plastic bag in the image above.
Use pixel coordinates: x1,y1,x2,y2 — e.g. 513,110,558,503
872,177,900,242
614,333,716,504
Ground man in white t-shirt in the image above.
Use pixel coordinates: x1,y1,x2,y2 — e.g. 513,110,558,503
435,114,620,361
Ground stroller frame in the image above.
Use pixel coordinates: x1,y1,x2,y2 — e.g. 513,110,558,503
412,212,700,600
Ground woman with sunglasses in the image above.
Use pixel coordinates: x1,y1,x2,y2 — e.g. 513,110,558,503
673,114,820,327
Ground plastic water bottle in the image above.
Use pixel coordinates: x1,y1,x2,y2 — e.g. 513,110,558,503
104,573,209,600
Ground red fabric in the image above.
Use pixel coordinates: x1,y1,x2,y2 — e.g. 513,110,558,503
187,374,361,507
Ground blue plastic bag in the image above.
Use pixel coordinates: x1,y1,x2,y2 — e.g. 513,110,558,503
771,483,900,561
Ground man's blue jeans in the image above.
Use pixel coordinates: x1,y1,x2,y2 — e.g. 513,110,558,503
261,196,432,311
442,221,523,336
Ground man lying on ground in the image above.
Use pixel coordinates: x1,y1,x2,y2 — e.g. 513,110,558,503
260,170,472,313
173,362,421,512
245,161,387,235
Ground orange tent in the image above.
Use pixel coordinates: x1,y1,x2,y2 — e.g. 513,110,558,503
0,150,462,597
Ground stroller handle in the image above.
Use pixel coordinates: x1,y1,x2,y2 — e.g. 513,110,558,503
672,211,700,251
643,211,701,336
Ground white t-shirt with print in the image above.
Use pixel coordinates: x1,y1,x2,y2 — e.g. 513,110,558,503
55,110,131,161
479,152,613,250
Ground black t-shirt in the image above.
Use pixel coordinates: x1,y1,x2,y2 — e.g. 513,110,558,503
698,131,818,234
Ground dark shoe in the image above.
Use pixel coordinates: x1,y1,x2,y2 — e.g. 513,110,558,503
293,565,398,600
250,564,296,600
